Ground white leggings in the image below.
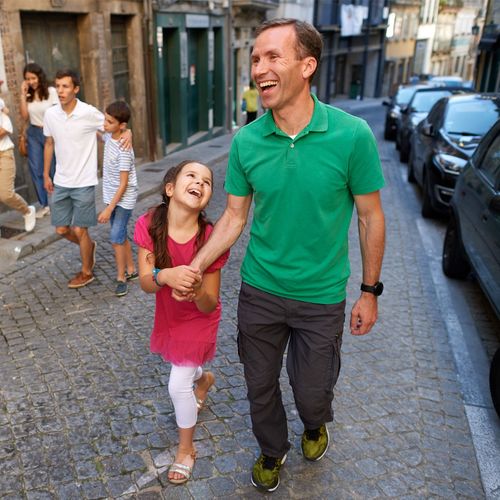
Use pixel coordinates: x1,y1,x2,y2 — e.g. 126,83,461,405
168,365,203,428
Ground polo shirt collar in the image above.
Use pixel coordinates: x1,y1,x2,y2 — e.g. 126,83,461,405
55,98,84,118
261,93,329,137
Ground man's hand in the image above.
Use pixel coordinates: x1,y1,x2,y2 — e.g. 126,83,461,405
44,176,54,194
97,207,112,224
350,293,378,335
161,265,201,292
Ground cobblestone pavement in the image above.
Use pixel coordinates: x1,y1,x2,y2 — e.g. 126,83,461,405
1,106,499,499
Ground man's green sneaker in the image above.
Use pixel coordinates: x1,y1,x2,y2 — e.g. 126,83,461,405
301,424,330,461
251,453,287,492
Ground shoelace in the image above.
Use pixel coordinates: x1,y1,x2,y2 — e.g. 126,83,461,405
304,428,321,441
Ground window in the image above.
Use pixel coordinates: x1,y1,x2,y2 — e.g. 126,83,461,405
479,133,500,188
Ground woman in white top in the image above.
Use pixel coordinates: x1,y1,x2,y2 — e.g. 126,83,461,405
20,63,59,217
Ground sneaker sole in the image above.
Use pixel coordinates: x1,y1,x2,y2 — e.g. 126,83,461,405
68,276,95,289
115,290,128,297
303,427,330,462
250,453,287,492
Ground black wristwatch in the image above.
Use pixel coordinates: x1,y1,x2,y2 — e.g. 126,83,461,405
360,281,384,296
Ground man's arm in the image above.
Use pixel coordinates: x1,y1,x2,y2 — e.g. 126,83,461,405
350,190,385,336
43,136,55,194
190,193,253,273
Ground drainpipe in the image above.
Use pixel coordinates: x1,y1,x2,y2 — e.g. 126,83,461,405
143,0,157,160
360,0,373,100
225,0,233,132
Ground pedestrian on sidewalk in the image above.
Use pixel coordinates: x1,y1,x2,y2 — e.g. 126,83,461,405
242,81,260,124
180,18,386,492
133,161,229,485
19,63,58,219
97,101,138,297
0,98,36,232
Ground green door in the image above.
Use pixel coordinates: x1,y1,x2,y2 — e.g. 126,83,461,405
21,12,82,96
187,29,202,137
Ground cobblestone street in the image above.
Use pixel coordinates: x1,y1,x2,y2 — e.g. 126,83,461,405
1,103,499,499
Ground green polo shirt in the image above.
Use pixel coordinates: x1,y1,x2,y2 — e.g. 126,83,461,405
225,94,385,304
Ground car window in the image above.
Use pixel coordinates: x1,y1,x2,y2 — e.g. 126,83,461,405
427,100,446,126
396,87,417,106
444,100,500,136
411,90,452,112
479,133,500,188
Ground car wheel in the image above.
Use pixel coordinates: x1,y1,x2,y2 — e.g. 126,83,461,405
421,171,436,218
400,141,409,163
408,148,416,183
442,215,470,278
490,348,500,419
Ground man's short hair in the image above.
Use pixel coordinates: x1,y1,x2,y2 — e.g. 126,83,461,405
55,69,81,88
255,18,323,80
105,100,131,124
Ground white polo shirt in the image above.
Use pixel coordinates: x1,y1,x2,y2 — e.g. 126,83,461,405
43,99,104,188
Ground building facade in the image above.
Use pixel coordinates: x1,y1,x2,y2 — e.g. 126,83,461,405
314,0,389,102
0,0,151,206
476,0,500,91
383,0,420,95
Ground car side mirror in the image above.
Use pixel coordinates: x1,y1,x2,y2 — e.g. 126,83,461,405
422,122,434,136
490,193,500,213
400,105,408,113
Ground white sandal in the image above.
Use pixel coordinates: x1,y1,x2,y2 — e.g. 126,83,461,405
168,448,197,485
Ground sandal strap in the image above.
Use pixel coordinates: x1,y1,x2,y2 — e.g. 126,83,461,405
168,462,192,479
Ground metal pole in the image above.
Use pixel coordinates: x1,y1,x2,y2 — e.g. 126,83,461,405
225,0,233,132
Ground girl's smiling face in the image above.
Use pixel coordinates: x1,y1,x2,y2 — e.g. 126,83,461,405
24,72,39,90
166,162,213,211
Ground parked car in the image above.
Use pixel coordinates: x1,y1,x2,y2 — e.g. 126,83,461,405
442,118,500,417
428,75,467,87
382,84,423,141
397,87,456,163
409,93,500,217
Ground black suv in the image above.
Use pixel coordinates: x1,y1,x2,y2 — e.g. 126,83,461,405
442,119,500,417
397,87,456,163
382,85,422,141
409,93,500,217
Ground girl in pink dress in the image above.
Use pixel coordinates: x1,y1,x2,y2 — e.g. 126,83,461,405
134,160,229,485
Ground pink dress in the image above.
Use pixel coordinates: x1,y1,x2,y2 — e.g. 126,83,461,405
134,213,229,366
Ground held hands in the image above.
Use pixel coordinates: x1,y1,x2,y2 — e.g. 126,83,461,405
350,293,378,336
161,265,201,294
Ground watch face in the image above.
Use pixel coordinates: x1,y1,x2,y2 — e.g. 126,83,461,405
374,282,384,295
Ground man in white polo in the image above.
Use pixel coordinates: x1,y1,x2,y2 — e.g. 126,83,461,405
43,69,102,288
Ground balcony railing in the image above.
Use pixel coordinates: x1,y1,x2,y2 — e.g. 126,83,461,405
315,0,387,29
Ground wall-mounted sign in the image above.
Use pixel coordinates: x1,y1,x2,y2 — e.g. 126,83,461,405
208,31,214,72
190,65,196,86
180,32,188,79
186,14,209,28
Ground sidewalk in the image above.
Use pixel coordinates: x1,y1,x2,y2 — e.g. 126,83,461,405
0,96,382,272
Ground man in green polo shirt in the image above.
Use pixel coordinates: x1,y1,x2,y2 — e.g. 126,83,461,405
180,18,385,492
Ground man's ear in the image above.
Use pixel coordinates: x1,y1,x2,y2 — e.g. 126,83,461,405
74,85,80,95
302,57,317,81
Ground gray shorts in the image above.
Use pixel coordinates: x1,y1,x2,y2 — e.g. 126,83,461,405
51,185,97,228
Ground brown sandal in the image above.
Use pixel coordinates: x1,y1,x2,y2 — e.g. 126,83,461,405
168,447,197,485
